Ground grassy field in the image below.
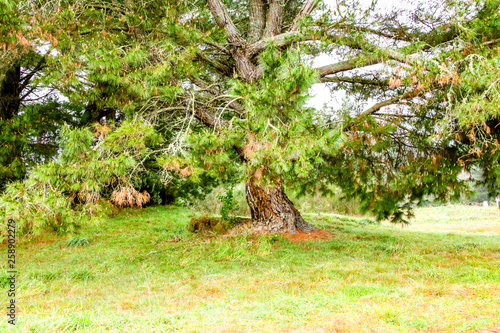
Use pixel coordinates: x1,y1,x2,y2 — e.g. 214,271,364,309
1,205,499,332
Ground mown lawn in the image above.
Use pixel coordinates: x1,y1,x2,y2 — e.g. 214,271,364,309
1,205,499,332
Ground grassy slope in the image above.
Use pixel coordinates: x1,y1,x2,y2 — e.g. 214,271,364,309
1,205,499,332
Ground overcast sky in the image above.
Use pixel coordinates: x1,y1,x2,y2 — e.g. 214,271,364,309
308,0,418,109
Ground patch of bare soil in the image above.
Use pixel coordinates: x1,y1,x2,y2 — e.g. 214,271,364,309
188,216,335,242
283,228,335,242
224,219,254,236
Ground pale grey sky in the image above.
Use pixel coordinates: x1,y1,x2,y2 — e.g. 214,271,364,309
308,0,418,110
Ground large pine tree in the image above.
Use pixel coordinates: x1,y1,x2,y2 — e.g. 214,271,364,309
160,0,500,231
8,0,499,233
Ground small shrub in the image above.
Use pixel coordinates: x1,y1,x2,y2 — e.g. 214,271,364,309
187,216,250,233
217,184,240,226
187,216,221,233
67,236,90,247
267,233,281,243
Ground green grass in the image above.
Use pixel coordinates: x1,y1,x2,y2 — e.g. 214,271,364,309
1,205,500,332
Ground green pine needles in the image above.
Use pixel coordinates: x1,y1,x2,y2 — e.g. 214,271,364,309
189,47,342,187
0,119,162,236
217,183,240,226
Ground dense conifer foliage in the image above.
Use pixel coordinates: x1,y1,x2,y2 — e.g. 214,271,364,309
1,0,499,234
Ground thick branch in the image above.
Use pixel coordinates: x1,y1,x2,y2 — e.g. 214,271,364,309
248,0,265,42
265,0,283,37
205,0,256,81
248,30,319,57
206,41,231,55
191,100,247,162
194,106,229,129
248,30,403,60
321,75,389,86
316,56,382,77
196,51,233,76
205,0,245,45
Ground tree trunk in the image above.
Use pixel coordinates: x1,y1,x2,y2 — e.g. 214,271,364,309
0,63,23,190
0,64,21,121
245,178,317,233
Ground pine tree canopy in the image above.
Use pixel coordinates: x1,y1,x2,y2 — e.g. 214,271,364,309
1,0,499,233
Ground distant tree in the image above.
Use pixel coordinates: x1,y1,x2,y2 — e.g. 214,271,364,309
0,0,83,190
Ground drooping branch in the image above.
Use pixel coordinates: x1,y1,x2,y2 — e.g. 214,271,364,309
358,91,420,118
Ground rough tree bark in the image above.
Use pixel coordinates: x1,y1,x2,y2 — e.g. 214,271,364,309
245,177,318,233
